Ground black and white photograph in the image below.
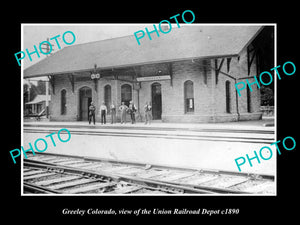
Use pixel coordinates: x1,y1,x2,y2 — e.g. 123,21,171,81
21,24,276,195
3,4,298,221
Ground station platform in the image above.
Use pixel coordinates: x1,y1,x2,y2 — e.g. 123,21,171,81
23,117,275,132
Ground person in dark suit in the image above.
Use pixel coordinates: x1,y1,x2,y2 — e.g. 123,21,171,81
128,100,137,124
88,102,96,125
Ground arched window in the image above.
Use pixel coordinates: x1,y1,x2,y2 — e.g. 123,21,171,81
61,89,67,115
184,80,194,113
225,81,231,113
104,85,111,113
121,84,132,106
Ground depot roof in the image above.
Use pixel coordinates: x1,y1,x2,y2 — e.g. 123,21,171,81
24,25,263,78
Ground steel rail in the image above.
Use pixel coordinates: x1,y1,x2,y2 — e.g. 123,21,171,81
23,159,217,194
155,179,251,194
23,159,253,194
25,153,275,181
24,159,120,182
23,182,63,194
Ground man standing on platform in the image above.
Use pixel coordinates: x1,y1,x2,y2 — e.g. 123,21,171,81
110,102,116,124
119,102,128,124
99,101,107,125
128,100,137,124
88,102,96,125
144,101,152,125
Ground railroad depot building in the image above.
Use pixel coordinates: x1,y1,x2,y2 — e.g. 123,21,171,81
24,25,273,123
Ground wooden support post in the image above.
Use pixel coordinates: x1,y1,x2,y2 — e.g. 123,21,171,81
227,58,232,73
94,79,98,93
215,58,224,84
92,64,99,93
211,59,217,122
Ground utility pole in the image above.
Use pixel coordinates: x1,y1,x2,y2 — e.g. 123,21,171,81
40,38,54,119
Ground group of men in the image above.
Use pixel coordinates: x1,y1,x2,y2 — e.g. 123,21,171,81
88,101,152,125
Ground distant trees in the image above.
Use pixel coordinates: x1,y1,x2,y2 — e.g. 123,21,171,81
260,86,274,106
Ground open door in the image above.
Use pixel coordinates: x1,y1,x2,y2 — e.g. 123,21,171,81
79,86,92,121
151,82,162,120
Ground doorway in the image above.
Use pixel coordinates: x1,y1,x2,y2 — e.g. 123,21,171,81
121,84,132,106
151,83,162,120
79,86,92,121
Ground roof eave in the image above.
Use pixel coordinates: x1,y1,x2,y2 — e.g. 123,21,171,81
237,26,265,56
23,54,239,78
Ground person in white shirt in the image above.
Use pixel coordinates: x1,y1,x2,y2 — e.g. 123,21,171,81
110,102,116,124
99,101,107,125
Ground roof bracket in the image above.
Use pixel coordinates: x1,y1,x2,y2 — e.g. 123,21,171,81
68,74,75,93
227,58,232,73
215,58,224,84
48,75,55,95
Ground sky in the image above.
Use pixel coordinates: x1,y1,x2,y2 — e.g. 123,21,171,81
22,24,148,70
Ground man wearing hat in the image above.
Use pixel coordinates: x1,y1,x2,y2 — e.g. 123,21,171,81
88,102,96,125
99,101,107,125
128,100,137,124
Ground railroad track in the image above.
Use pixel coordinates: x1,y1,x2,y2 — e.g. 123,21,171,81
24,127,275,144
23,153,275,195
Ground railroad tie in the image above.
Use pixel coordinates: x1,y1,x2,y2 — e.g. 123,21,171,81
65,182,116,194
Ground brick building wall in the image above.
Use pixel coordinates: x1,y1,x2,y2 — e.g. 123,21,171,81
49,46,261,123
